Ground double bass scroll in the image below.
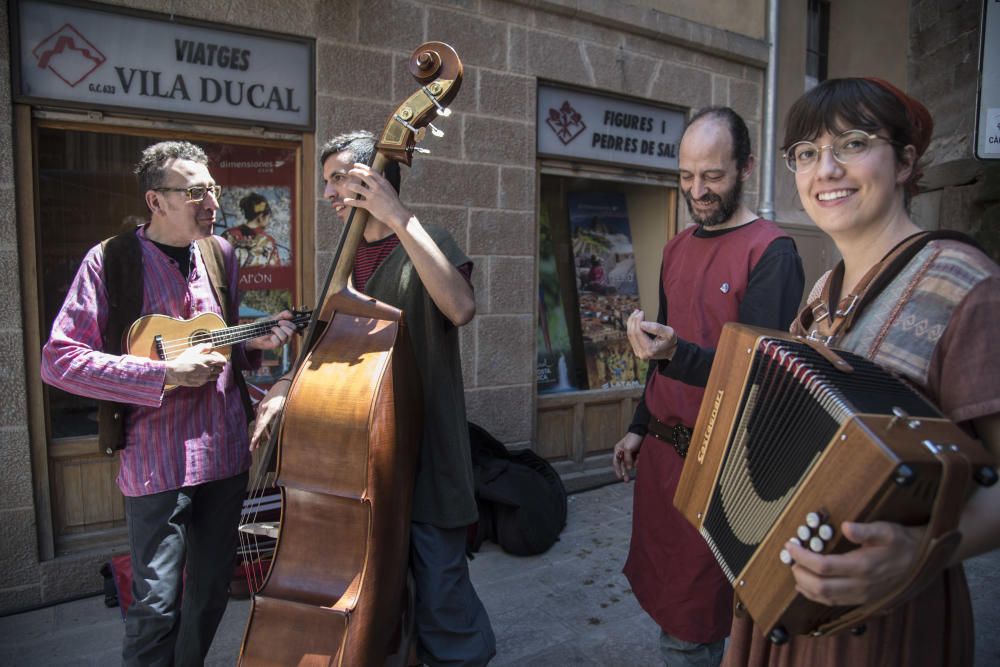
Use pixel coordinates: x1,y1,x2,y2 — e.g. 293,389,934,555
239,41,464,667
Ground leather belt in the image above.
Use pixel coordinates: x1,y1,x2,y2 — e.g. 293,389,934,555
647,418,692,458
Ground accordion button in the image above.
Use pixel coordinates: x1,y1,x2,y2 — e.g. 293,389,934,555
789,537,802,547
806,512,821,528
779,549,793,565
797,525,811,541
818,524,834,540
809,537,825,552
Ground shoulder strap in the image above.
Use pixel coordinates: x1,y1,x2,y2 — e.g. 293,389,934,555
97,230,145,456
197,236,254,422
196,236,232,324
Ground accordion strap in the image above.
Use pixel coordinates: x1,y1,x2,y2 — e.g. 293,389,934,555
815,445,971,636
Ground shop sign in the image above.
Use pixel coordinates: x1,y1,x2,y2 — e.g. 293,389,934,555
537,85,685,171
14,0,314,130
975,0,1000,159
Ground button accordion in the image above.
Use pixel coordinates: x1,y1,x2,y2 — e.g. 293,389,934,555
674,324,996,642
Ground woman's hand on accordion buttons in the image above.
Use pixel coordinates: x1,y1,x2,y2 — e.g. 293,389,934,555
612,432,643,482
786,520,924,606
627,310,678,361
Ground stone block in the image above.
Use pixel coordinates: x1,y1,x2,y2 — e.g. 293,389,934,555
480,0,537,25
315,251,334,294
407,204,468,252
427,8,507,70
693,52,748,80
464,384,533,443
470,255,490,315
0,585,41,617
404,158,498,208
730,76,762,123
315,95,395,150
649,62,711,112
0,508,40,589
216,0,317,34
0,429,32,509
469,209,535,256
460,320,476,388
585,44,658,100
316,0,361,41
534,11,622,48
40,550,115,603
523,29,591,86
358,0,425,52
464,116,533,166
0,187,15,247
508,26,527,73
317,43,394,101
475,313,534,386
0,2,8,58
499,166,535,211
0,331,24,390
0,251,22,327
622,34,697,66
0,124,12,187
712,75,729,106
489,256,534,314
477,69,533,121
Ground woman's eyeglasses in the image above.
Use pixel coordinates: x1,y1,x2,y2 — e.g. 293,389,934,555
783,130,897,173
153,184,223,202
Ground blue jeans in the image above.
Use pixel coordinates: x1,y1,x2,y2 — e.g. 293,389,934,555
121,471,247,667
658,630,725,667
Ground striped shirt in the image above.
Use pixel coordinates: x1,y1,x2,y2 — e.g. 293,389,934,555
41,226,255,497
354,234,473,293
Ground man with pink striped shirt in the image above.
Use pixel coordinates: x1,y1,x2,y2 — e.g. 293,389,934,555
41,141,295,667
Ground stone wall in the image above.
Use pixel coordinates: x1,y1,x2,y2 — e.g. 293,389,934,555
910,0,1000,260
1,0,767,611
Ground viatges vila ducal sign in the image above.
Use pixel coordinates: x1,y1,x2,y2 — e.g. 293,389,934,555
15,0,314,130
537,85,685,171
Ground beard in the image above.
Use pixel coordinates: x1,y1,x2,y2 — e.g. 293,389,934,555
683,179,743,228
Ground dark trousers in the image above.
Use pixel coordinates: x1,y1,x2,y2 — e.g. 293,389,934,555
410,522,496,666
121,471,248,667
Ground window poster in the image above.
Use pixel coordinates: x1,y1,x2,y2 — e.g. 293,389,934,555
566,192,647,389
205,143,297,393
537,205,579,393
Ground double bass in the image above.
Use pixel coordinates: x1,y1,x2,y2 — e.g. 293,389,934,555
239,42,463,666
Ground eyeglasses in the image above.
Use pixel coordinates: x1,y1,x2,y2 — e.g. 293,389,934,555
783,130,897,173
153,184,222,202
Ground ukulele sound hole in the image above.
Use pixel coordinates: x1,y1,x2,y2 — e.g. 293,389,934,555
189,329,213,347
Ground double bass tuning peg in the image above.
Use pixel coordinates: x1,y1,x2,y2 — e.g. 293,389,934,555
428,123,445,138
422,85,452,117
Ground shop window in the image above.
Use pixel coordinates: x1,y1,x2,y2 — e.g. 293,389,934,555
537,172,674,395
806,0,830,90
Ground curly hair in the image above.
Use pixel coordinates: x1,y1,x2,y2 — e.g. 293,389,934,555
134,141,208,194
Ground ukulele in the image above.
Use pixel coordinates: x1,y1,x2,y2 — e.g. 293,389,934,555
124,309,311,390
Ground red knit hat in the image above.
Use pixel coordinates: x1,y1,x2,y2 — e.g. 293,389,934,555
864,78,934,193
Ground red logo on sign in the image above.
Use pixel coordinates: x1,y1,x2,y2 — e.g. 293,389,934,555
546,101,586,145
32,24,106,87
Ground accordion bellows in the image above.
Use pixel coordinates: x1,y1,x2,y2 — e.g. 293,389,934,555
674,324,994,640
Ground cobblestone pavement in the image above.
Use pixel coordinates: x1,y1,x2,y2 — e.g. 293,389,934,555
1,481,997,666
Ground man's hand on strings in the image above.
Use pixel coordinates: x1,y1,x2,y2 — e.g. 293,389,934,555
343,163,412,230
612,432,643,482
246,310,297,351
164,343,227,387
250,379,292,451
627,310,678,361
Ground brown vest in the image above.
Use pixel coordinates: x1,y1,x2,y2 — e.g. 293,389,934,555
96,231,253,456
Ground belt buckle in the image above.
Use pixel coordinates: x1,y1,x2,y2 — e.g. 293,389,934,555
672,425,691,458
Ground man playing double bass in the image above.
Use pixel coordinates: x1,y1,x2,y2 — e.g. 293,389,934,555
253,130,496,666
41,141,297,667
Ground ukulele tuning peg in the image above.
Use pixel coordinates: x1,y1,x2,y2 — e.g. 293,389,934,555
428,122,445,138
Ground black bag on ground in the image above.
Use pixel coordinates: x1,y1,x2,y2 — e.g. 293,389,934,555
468,422,567,556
